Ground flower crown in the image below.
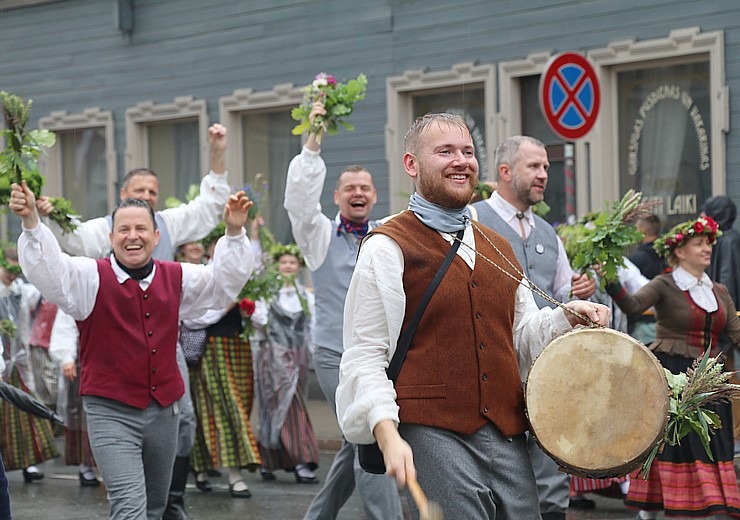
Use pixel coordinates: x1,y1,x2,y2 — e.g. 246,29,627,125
269,243,304,265
653,216,722,258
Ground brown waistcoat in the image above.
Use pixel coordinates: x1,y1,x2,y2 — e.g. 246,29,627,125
373,211,528,437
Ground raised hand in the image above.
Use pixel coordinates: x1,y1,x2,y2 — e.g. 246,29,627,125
9,181,39,229
223,191,253,236
208,123,227,174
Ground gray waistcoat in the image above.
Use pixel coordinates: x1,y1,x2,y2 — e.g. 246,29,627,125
106,212,174,260
311,222,379,353
472,201,559,309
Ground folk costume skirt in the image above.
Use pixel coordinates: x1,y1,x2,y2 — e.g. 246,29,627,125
252,331,318,472
625,352,740,518
189,334,261,472
0,366,58,470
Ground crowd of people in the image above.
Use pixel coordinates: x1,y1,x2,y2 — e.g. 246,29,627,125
0,101,737,520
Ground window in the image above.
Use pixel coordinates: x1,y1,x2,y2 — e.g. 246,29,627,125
386,63,497,213
39,108,115,220
589,27,727,224
220,84,304,244
126,97,208,211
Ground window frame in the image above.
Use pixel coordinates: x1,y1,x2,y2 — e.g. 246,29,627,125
38,107,117,213
219,83,305,190
125,96,209,177
386,62,497,213
498,28,727,214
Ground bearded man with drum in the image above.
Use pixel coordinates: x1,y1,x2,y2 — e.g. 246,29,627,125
470,135,597,520
336,113,610,520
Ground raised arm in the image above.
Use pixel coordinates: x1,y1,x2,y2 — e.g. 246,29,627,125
10,182,100,320
284,103,333,271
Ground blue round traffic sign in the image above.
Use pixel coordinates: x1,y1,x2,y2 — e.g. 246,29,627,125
540,52,600,140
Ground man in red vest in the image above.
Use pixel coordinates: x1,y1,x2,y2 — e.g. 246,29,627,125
10,181,254,520
336,113,610,520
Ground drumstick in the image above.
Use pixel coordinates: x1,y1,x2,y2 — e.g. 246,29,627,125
407,476,444,520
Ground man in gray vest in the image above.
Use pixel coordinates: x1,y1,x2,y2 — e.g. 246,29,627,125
36,123,230,520
471,135,596,520
285,102,403,520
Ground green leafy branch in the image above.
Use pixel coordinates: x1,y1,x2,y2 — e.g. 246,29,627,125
0,91,78,233
557,190,645,289
0,319,16,339
640,348,740,478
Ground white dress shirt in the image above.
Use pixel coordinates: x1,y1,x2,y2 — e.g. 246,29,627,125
18,222,253,324
336,225,573,445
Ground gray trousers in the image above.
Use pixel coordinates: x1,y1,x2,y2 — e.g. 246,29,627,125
400,422,541,520
84,396,179,520
175,346,195,457
302,347,403,520
526,433,570,515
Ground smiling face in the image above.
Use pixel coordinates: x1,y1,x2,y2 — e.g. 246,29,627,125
334,169,377,223
121,174,159,209
403,120,478,209
110,206,160,269
674,235,713,274
500,141,549,211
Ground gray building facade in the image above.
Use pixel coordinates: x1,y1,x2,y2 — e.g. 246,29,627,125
1,0,739,241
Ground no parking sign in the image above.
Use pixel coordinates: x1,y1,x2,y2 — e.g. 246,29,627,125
540,52,601,140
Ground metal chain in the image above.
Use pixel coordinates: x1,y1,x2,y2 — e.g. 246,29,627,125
451,221,604,328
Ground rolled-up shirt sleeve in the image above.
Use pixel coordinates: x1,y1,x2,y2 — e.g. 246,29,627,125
514,279,572,381
178,230,254,321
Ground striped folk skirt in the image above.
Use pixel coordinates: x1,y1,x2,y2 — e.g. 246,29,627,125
189,335,261,472
0,366,59,470
256,384,319,472
625,352,740,518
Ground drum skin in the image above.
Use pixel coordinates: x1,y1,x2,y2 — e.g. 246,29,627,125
525,328,669,478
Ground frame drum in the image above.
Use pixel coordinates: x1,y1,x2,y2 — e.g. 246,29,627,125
525,328,669,478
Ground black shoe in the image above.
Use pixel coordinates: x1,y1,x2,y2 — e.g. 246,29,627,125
22,468,44,483
229,480,251,498
569,496,597,510
194,478,211,492
259,469,276,481
206,469,221,478
294,473,319,484
541,513,566,520
79,471,100,487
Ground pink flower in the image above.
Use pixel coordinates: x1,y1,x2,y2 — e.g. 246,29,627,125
326,75,337,85
693,221,705,233
675,233,684,243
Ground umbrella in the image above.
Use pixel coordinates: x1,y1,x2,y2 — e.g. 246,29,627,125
0,381,64,425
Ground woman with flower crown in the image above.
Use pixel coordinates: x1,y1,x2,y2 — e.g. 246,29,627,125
250,243,319,484
605,215,740,519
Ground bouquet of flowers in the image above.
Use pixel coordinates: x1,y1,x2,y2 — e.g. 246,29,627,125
639,348,740,478
556,190,649,288
0,91,79,233
291,72,368,144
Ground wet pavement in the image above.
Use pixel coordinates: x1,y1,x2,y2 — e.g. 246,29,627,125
4,441,642,520
5,451,640,520
1,379,649,519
